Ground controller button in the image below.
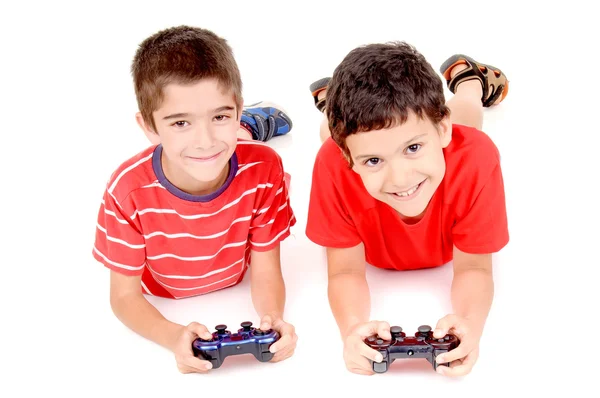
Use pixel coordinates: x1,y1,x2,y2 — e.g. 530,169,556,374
374,361,387,373
408,350,414,356
438,338,445,343
390,326,403,334
240,321,253,331
418,325,431,333
254,329,266,336
215,325,228,334
367,336,376,342
376,339,384,345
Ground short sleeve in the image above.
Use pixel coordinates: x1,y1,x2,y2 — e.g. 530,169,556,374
452,163,509,254
92,189,146,275
305,147,362,248
248,167,296,252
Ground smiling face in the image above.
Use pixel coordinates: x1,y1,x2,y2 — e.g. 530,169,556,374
137,78,240,196
346,112,452,220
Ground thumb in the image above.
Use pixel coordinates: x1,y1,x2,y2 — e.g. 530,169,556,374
260,315,273,330
188,322,213,340
434,314,458,338
354,320,391,339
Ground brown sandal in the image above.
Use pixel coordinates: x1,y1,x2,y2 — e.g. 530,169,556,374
440,54,509,107
309,77,331,112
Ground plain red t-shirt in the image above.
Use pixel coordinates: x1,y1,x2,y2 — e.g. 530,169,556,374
305,124,509,270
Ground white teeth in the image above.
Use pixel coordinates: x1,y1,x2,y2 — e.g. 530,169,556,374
396,182,420,197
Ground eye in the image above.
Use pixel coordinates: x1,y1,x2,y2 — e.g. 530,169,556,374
214,115,230,122
172,121,189,128
364,157,382,167
406,144,421,154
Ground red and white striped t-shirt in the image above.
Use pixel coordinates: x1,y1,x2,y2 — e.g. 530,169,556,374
92,139,296,299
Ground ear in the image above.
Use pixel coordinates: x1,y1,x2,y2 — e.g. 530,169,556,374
136,112,161,145
236,99,243,122
438,116,452,148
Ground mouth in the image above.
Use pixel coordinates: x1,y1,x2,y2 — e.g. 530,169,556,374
187,151,223,162
388,179,426,201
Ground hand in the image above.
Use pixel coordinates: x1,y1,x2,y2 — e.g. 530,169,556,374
173,322,214,374
433,314,483,377
342,320,391,375
259,315,298,362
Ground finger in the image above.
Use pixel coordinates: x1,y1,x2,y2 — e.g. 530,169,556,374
182,355,213,371
356,340,384,363
434,314,459,338
349,368,375,376
437,357,474,377
272,347,295,362
440,348,478,376
177,363,210,374
187,322,213,340
347,357,375,375
272,334,297,356
260,315,273,330
376,321,391,340
270,333,294,353
436,341,472,364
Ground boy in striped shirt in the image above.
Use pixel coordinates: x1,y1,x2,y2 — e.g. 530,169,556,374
92,25,297,373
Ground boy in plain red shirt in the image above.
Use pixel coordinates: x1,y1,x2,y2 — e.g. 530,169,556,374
306,43,510,377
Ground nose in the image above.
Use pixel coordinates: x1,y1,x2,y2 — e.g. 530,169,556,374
192,125,216,150
387,158,414,189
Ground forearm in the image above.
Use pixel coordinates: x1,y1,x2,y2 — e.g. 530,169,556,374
251,271,286,321
328,272,371,339
451,268,494,334
111,293,182,352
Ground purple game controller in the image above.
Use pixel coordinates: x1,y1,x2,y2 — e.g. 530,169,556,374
192,322,280,369
364,325,460,373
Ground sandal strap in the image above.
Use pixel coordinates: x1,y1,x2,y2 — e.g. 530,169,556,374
447,57,507,107
448,58,489,99
483,84,505,107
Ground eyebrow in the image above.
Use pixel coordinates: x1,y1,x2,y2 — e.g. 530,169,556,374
162,106,236,120
354,133,428,160
163,113,189,120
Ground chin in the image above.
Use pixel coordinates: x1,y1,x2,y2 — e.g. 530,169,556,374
389,202,426,218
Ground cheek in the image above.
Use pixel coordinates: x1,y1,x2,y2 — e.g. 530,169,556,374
418,150,446,178
359,172,386,195
221,124,241,146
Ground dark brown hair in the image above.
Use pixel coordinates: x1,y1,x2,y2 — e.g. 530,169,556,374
326,41,450,160
131,25,242,132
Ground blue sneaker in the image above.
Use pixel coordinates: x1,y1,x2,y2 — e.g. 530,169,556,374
240,101,293,142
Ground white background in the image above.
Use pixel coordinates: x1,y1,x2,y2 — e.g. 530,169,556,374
1,0,598,396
